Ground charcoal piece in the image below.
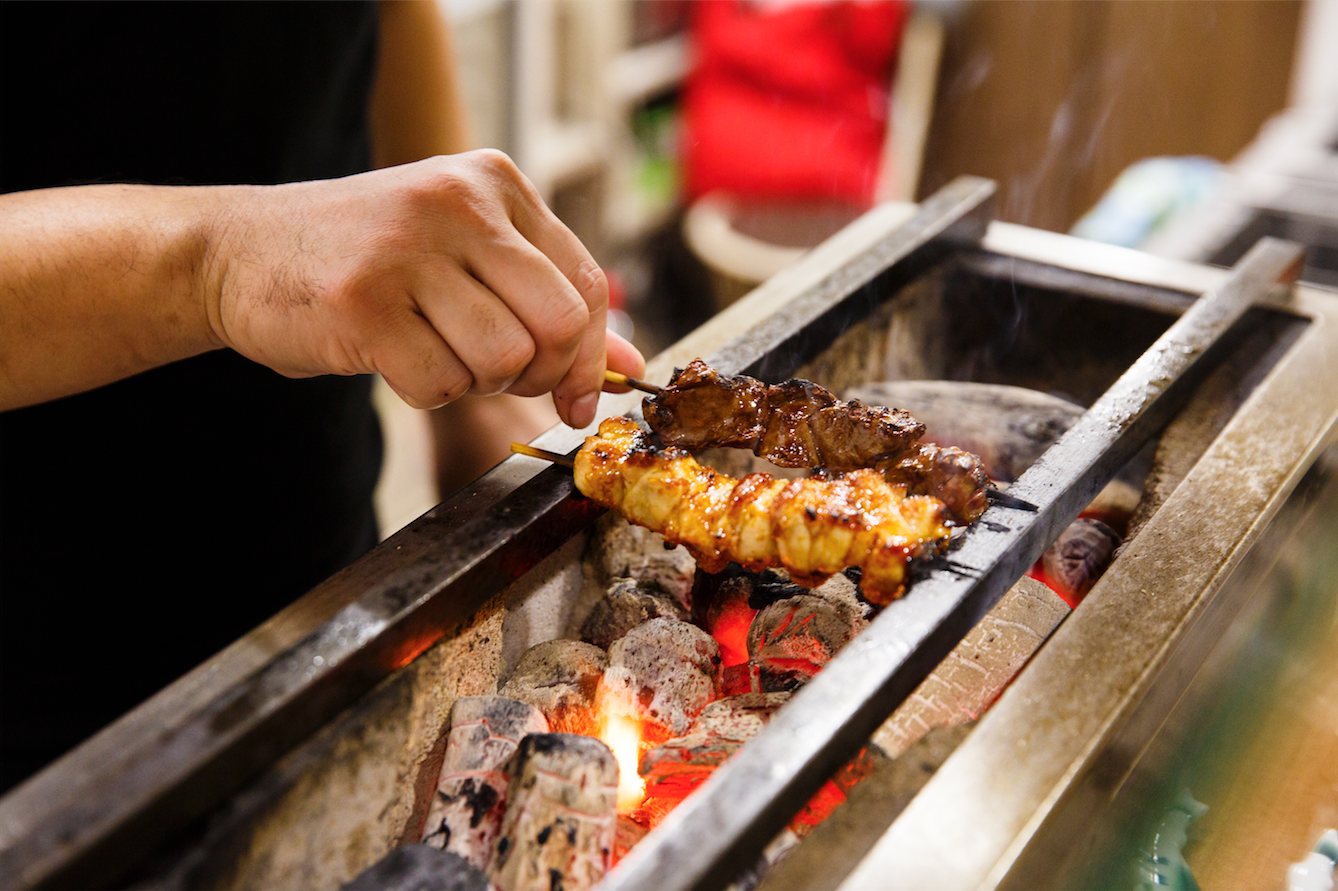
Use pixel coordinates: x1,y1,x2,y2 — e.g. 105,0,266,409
488,733,618,891
720,662,763,697
873,577,1070,757
580,577,690,650
597,618,721,740
588,513,696,609
1041,517,1122,605
639,693,789,819
501,640,608,735
746,595,852,691
705,575,759,667
341,844,488,891
421,696,549,870
613,815,648,864
810,571,875,635
726,827,802,891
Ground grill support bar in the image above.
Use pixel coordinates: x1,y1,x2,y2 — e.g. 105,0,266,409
600,238,1304,891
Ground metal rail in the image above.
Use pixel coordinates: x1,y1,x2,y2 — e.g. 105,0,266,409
599,239,1304,891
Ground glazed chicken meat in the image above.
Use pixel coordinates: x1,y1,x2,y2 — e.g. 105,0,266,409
573,417,953,605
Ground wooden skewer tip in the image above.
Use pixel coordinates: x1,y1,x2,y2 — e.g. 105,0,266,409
604,369,662,395
510,442,574,468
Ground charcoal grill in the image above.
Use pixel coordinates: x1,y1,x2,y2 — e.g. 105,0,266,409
3,176,1337,891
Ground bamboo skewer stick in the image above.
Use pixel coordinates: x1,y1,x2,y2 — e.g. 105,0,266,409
604,370,662,395
511,442,574,468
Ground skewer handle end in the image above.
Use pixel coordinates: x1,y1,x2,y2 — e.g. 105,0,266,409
605,370,662,395
511,442,575,468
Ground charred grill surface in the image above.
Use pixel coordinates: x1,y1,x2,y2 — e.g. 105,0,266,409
642,359,990,523
573,417,952,605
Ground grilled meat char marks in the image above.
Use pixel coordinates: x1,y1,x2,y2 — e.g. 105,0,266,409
574,417,952,606
644,360,924,469
643,359,989,524
887,443,991,526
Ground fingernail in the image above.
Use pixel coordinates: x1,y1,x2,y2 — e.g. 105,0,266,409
570,393,599,429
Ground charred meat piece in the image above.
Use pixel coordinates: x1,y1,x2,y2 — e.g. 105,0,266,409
641,359,769,452
883,443,991,525
573,417,952,605
644,359,924,470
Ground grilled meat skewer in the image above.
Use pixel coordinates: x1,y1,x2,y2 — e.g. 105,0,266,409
572,417,952,605
640,359,990,524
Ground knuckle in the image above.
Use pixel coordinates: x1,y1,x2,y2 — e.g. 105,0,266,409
473,331,535,394
571,259,609,306
438,364,474,403
542,291,591,349
470,147,521,180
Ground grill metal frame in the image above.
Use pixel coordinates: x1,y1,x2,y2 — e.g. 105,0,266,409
3,175,1336,891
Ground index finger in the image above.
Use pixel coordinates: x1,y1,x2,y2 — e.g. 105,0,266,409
500,173,611,428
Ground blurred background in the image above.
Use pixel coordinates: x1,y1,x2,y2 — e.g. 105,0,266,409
377,0,1336,531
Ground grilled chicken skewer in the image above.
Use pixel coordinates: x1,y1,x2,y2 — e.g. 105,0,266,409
562,417,952,605
632,360,991,524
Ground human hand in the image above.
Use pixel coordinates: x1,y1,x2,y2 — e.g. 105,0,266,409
209,150,644,428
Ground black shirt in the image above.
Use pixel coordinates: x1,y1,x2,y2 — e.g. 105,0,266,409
0,2,384,791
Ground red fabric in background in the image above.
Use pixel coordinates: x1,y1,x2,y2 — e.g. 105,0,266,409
683,0,910,207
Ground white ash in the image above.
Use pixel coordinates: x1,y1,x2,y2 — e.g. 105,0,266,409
488,733,618,891
597,618,722,738
587,512,697,610
580,577,690,650
420,696,550,871
810,572,875,635
500,639,609,736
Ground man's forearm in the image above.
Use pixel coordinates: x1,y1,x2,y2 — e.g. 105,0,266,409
0,184,227,410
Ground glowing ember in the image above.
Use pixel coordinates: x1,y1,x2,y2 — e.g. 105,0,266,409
601,713,646,813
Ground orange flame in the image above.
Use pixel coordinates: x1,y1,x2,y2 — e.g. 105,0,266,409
601,712,646,813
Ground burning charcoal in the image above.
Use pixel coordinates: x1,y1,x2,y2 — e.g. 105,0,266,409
588,512,697,609
1041,517,1122,607
597,618,721,741
719,661,763,697
638,691,867,841
873,577,1070,757
580,577,690,650
421,696,550,870
488,733,618,891
639,693,789,826
705,575,759,668
613,815,648,864
341,844,488,891
746,595,853,691
500,640,609,735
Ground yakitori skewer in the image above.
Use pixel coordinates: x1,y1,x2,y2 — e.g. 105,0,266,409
605,363,1033,517
516,418,953,604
